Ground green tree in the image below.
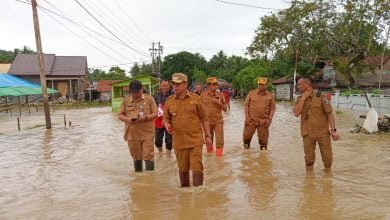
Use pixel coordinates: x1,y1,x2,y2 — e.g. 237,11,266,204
249,0,390,87
193,69,208,84
161,51,208,80
107,66,128,80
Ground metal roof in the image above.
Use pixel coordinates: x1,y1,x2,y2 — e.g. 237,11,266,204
8,54,87,76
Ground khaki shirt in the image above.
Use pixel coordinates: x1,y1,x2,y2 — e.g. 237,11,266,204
200,91,225,125
118,94,157,141
244,90,276,121
295,92,333,138
163,91,208,149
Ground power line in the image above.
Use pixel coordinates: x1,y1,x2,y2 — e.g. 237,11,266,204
97,0,151,47
214,0,280,10
74,0,151,58
40,8,126,64
81,0,149,52
113,0,154,43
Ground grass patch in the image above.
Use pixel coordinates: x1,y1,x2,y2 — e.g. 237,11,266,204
335,110,343,114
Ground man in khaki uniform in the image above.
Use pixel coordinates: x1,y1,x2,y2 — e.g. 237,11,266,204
163,73,212,187
118,80,158,172
200,77,227,156
293,77,341,172
243,77,276,150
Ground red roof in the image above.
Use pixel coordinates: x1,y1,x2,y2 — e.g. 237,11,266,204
96,80,121,92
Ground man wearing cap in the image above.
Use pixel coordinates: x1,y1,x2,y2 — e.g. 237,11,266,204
293,77,340,172
154,79,173,153
200,77,227,157
163,73,212,187
243,77,276,150
118,80,158,172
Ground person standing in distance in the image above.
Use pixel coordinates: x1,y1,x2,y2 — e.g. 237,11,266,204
154,79,173,153
163,73,212,187
293,77,341,172
118,80,158,172
243,77,276,150
200,77,227,156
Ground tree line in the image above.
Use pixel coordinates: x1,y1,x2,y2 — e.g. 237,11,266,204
3,0,389,94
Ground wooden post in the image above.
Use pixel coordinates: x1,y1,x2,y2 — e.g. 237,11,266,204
27,95,31,115
31,0,51,129
18,96,22,116
17,117,20,131
64,114,66,129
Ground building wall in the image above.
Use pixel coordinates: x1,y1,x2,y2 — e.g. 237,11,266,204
275,84,293,100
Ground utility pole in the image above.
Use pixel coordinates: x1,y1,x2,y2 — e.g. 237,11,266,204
149,42,163,78
31,0,51,129
149,43,156,73
157,42,163,78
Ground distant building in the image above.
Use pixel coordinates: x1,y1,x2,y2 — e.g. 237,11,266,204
96,80,122,102
8,53,88,100
0,64,11,73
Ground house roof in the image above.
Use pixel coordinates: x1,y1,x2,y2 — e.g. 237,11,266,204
8,54,87,76
96,80,122,92
363,55,390,67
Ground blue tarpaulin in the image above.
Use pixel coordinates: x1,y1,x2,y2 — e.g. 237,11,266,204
0,73,58,96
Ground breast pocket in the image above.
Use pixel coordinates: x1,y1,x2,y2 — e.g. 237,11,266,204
125,105,137,116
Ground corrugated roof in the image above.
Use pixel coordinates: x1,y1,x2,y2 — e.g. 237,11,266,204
51,56,87,76
8,54,87,76
8,54,55,75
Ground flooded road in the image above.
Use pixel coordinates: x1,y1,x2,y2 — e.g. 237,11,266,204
1,100,389,219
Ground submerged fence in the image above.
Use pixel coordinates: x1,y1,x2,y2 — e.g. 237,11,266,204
331,93,390,114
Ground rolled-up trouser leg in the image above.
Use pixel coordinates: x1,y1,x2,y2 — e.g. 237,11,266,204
243,123,257,148
214,123,224,148
257,126,269,150
318,136,333,169
303,135,316,168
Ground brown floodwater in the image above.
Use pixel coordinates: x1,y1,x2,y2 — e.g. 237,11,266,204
0,100,389,219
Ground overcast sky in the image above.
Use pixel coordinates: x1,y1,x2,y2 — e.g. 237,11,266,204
0,0,289,71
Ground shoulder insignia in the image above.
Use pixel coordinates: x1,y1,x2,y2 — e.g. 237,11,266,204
323,97,330,105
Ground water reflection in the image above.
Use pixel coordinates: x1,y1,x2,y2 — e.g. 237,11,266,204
1,103,390,218
300,172,336,219
239,151,277,214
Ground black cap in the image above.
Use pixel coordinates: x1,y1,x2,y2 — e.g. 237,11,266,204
129,80,142,93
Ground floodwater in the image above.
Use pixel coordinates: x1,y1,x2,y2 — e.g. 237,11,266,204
0,100,389,219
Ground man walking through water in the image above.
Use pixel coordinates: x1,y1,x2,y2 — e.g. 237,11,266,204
200,77,227,156
243,77,276,150
293,77,341,172
118,80,157,172
154,79,173,153
163,73,212,187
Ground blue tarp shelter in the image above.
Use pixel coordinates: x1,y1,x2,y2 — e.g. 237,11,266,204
0,73,58,96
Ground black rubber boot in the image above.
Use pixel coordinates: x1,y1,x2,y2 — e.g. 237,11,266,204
193,172,204,187
260,145,267,150
179,171,190,187
133,160,143,172
145,160,155,171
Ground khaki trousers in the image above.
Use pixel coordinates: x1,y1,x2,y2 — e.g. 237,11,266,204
174,146,203,173
303,135,333,168
210,123,224,148
127,139,154,161
243,122,269,146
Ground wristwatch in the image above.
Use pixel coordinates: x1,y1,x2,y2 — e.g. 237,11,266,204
331,128,337,132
